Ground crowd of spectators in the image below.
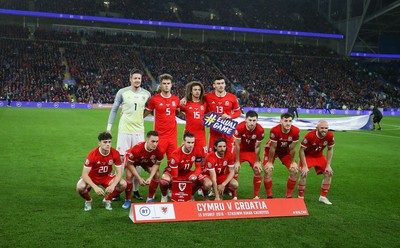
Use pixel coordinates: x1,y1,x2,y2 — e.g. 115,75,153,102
1,27,399,110
0,0,339,34
0,38,69,103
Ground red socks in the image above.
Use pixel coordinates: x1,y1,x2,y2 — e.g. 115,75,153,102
286,178,297,198
264,179,273,198
321,184,330,197
148,179,159,199
125,181,133,201
253,175,262,197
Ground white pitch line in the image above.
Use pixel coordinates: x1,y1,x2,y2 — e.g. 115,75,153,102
382,124,400,128
349,130,400,139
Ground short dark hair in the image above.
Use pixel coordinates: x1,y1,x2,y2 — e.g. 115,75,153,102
246,110,258,118
183,132,195,140
130,68,143,77
213,137,227,151
159,73,173,82
281,112,293,119
98,132,112,141
214,76,225,82
146,130,159,138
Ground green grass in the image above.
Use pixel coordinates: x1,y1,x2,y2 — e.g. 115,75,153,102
1,108,399,248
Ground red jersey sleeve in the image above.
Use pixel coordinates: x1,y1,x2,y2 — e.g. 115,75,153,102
227,152,235,168
327,132,335,147
83,151,95,169
126,147,136,163
291,126,300,142
111,148,122,167
204,153,216,171
146,96,155,111
230,96,241,119
300,131,312,148
233,122,244,139
269,125,280,142
256,124,265,142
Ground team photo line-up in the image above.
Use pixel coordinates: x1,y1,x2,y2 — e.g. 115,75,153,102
76,68,335,211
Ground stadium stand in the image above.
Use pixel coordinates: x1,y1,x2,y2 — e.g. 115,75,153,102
1,27,399,109
0,0,398,109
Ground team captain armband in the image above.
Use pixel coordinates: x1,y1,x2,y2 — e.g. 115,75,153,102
203,112,238,136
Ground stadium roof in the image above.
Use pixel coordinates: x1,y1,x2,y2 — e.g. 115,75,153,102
319,0,400,56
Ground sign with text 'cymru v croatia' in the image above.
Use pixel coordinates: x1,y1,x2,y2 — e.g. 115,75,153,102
129,198,308,223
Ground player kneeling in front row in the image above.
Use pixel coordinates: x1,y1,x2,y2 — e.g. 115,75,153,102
123,131,164,207
195,138,238,200
159,132,204,202
298,120,335,205
76,132,127,211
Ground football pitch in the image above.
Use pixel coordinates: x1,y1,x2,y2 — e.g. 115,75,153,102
1,108,399,248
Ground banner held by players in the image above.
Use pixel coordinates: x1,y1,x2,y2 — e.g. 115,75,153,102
129,198,308,223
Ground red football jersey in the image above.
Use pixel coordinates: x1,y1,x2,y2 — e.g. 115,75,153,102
181,100,207,140
205,91,240,118
84,147,121,180
265,124,300,155
168,145,204,177
204,151,234,176
146,93,180,137
126,141,164,167
300,130,335,157
233,121,265,152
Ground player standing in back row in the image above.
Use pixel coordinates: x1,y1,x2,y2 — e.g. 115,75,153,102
204,77,241,153
107,68,151,202
144,73,181,160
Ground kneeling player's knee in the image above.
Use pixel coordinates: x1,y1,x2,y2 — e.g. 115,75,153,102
76,180,86,193
160,178,170,186
125,173,132,181
253,168,261,176
230,181,239,190
264,173,272,180
76,185,84,194
119,179,127,189
289,171,297,179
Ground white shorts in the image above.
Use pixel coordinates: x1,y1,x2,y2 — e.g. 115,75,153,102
117,133,145,156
